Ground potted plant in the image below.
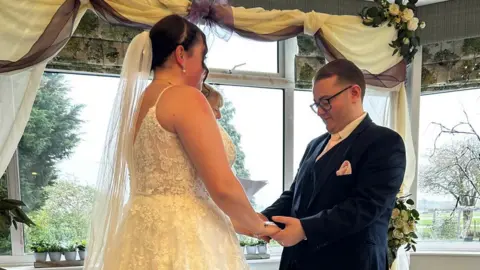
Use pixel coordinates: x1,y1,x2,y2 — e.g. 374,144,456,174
63,243,77,261
29,241,48,262
245,238,258,255
77,240,87,260
48,243,64,262
256,240,268,254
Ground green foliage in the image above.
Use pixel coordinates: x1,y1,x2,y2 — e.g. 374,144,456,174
25,180,95,247
19,73,84,212
297,35,320,55
421,66,437,86
0,199,35,231
433,49,460,68
77,240,87,251
298,63,315,82
462,37,480,56
29,240,49,253
359,0,425,63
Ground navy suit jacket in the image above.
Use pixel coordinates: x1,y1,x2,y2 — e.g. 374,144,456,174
262,115,406,270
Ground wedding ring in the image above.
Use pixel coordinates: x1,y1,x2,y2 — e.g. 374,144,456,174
264,221,275,227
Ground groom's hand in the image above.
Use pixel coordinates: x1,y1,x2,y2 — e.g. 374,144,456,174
271,216,306,247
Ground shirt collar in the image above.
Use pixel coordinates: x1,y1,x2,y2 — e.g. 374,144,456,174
332,112,367,141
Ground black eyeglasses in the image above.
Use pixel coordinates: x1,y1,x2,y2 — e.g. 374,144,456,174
310,85,352,113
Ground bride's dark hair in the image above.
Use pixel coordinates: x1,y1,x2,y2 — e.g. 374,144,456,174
149,15,206,70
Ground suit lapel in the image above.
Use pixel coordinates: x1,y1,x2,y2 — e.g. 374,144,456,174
306,115,374,210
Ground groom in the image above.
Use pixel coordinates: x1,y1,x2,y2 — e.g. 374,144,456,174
260,59,406,270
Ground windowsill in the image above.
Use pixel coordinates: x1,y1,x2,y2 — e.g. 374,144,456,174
412,251,480,257
247,256,281,264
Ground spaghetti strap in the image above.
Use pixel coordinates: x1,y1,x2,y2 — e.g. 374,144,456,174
153,85,176,108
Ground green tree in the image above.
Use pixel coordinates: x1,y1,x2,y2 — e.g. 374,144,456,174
19,73,84,211
218,99,250,179
25,180,95,246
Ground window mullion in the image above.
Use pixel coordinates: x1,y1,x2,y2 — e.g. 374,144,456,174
7,150,25,256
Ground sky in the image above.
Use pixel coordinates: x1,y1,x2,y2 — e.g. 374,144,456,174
55,33,480,212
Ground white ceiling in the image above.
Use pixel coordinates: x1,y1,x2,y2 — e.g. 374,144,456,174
365,0,449,6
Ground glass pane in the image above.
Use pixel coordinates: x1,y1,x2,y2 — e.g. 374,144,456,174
215,85,284,211
20,73,117,250
417,88,480,250
295,35,326,89
204,33,278,73
0,171,12,255
293,90,326,173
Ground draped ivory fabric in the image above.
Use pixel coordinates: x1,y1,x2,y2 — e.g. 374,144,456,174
0,0,88,174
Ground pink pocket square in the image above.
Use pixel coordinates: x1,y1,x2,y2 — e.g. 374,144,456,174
336,160,352,176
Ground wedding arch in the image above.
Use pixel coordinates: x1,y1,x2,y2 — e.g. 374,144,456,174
0,1,420,268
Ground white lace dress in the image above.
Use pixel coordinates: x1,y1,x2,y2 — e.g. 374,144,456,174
102,95,249,269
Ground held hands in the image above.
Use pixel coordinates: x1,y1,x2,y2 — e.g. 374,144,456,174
252,213,307,247
270,216,307,247
255,221,281,240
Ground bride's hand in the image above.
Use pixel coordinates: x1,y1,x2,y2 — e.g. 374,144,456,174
256,221,281,238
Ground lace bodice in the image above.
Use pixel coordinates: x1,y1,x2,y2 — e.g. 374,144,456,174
131,102,236,197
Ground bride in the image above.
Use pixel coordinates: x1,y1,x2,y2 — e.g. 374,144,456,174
84,15,280,269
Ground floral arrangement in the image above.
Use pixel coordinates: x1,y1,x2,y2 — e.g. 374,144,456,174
359,0,426,63
387,195,420,267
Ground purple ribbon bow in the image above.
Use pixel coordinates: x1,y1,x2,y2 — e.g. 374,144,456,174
186,0,233,41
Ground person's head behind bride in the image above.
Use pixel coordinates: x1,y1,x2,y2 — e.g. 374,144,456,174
201,83,223,119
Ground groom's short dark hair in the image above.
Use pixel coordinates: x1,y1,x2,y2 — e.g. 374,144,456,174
314,59,366,100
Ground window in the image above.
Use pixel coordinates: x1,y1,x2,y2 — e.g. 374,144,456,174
416,89,480,251
204,32,278,73
417,36,480,251
20,73,116,251
293,90,326,172
216,85,284,211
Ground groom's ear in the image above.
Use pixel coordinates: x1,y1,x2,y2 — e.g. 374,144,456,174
350,85,363,103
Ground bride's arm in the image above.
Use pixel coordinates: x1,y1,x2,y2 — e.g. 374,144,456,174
163,86,279,237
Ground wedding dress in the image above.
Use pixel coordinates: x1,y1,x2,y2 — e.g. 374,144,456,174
102,88,249,270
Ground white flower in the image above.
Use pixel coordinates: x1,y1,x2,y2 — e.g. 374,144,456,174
394,218,405,229
408,221,416,231
407,17,419,31
400,239,407,245
393,229,404,239
401,210,410,221
419,21,426,29
391,208,401,219
402,8,415,22
403,38,410,45
395,17,402,24
402,225,411,235
389,4,400,16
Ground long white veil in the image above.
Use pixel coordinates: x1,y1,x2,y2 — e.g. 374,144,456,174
84,31,152,269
